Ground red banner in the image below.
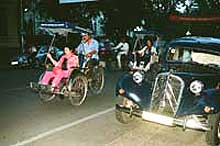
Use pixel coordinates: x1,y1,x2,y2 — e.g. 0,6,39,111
169,14,220,22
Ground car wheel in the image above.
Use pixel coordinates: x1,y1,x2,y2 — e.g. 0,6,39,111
68,75,88,106
115,97,135,124
206,112,220,146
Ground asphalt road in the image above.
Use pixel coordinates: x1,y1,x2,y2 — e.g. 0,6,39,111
0,68,208,146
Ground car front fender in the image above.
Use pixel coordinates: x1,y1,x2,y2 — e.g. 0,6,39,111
176,89,220,117
115,73,152,110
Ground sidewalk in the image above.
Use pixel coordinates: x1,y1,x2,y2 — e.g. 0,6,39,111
0,47,20,70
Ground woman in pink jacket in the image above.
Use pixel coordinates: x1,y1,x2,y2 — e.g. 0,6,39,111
40,46,79,92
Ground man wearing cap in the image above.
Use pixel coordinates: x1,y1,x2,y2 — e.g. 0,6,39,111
76,32,99,68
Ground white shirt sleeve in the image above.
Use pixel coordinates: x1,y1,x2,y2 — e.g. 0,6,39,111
113,42,123,50
120,43,129,53
151,46,157,55
138,46,147,54
77,43,83,54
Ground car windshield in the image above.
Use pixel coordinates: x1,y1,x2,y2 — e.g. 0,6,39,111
167,47,220,66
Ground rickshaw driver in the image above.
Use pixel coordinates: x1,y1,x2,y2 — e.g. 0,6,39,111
76,32,99,68
39,46,79,92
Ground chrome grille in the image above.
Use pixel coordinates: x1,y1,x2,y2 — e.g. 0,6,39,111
150,72,185,116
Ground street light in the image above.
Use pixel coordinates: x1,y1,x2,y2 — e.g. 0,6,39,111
20,0,25,53
20,0,36,53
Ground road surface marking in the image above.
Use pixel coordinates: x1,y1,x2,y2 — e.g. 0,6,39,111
10,107,114,146
2,87,29,92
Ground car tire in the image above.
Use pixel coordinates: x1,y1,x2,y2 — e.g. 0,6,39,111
206,112,220,146
115,97,135,124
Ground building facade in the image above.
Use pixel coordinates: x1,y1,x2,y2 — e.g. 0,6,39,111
0,0,19,48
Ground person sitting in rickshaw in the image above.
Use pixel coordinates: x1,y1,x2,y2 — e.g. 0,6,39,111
39,46,79,92
131,38,158,71
137,39,157,59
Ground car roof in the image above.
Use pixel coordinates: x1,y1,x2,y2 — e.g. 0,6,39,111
134,30,161,35
169,36,220,52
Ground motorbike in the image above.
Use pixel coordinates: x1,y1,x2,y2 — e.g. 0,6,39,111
99,41,129,71
10,46,38,68
34,45,64,68
98,39,114,68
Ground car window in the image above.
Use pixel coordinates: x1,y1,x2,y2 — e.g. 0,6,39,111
167,47,220,66
191,52,220,66
167,47,192,62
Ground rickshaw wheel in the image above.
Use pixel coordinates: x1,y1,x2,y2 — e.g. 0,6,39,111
206,112,220,146
30,70,45,92
115,97,135,124
89,67,105,95
39,91,55,102
38,72,56,102
68,75,88,106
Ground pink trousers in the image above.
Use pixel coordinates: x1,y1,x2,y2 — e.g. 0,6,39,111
40,70,69,87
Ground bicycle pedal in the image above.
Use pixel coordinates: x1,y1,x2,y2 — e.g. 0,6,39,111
88,78,92,82
30,82,33,88
45,94,56,102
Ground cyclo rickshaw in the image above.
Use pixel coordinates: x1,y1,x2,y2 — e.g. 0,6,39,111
30,22,104,106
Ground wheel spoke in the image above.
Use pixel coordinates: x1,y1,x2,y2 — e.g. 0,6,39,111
68,76,88,106
89,68,104,94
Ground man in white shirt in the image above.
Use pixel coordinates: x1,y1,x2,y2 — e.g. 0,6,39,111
112,37,129,69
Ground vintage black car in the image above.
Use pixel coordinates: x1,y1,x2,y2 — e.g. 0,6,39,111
115,36,220,146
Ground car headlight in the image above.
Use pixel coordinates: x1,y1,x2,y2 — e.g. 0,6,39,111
190,80,204,94
133,71,144,84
